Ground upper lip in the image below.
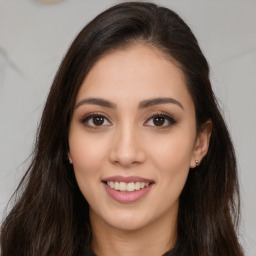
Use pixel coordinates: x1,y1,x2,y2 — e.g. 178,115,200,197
102,176,154,183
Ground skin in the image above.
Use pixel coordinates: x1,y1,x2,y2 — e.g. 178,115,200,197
68,44,211,256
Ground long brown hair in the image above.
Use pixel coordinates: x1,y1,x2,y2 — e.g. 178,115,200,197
1,2,243,255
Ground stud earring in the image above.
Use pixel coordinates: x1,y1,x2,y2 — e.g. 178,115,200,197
195,160,200,167
66,156,73,164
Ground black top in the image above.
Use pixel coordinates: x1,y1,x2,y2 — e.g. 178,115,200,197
87,238,187,256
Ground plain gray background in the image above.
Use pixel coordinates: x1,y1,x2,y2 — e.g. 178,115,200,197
0,0,255,255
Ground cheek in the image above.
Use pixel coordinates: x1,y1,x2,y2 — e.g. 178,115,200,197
150,138,193,207
151,133,194,170
68,132,110,200
147,129,195,191
69,133,108,172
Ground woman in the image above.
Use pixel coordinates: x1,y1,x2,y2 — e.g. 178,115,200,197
0,2,243,255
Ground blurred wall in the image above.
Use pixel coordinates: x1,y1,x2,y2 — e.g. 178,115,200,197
0,0,255,254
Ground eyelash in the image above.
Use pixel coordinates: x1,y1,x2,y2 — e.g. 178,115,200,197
81,112,176,129
81,112,111,129
144,112,177,128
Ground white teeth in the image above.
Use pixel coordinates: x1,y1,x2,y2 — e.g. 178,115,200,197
114,181,119,190
127,182,135,192
109,181,114,188
135,182,141,190
106,181,150,192
119,182,126,191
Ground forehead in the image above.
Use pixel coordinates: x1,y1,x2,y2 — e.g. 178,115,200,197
76,44,194,110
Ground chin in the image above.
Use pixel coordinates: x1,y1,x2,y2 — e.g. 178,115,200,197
103,208,155,232
109,217,149,232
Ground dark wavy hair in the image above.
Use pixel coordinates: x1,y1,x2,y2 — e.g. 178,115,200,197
1,2,243,256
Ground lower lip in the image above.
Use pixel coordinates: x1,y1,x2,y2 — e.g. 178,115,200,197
103,183,153,203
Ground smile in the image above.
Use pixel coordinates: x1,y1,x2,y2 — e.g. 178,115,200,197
102,176,154,203
106,181,150,192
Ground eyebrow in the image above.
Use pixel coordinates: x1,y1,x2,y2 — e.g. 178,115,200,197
139,97,184,109
75,98,117,109
75,97,184,110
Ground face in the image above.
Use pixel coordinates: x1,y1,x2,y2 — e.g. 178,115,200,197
68,44,208,232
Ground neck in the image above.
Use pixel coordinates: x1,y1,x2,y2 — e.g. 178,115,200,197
90,210,177,256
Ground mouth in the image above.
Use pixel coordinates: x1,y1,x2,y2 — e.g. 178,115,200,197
103,181,152,192
102,176,154,203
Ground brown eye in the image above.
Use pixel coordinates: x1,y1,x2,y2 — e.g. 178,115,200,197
93,116,104,126
144,113,176,128
153,116,165,126
82,114,111,128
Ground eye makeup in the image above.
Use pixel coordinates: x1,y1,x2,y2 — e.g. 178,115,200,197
80,112,112,129
144,111,177,128
80,110,177,130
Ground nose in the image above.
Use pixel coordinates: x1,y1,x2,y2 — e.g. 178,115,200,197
109,124,146,167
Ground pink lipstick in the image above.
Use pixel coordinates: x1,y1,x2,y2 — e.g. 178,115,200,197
102,176,154,203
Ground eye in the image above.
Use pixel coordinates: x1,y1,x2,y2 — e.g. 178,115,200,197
144,113,176,128
81,113,111,128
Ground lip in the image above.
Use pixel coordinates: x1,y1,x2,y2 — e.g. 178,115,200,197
102,176,154,203
103,175,154,183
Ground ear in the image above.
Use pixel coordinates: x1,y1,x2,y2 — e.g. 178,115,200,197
190,120,212,168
